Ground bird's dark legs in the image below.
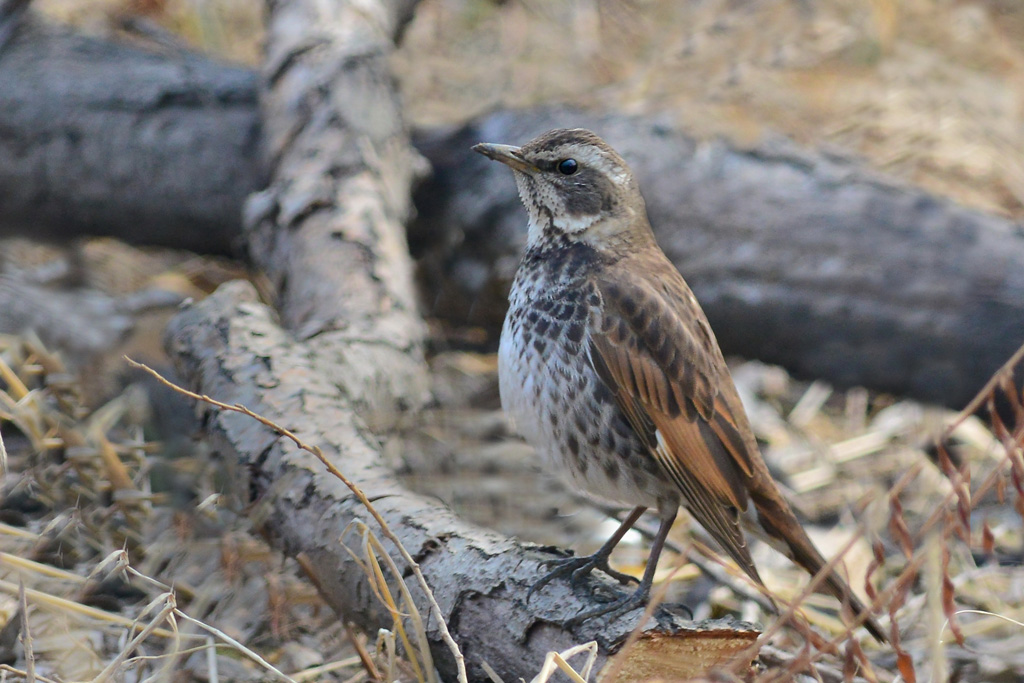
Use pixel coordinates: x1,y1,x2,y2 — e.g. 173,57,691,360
565,509,678,625
527,506,647,602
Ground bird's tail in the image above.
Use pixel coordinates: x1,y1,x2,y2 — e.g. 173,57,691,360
750,492,889,644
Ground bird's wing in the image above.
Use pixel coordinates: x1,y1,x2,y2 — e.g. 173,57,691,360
586,263,762,581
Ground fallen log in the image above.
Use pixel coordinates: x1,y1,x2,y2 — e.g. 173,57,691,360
0,10,263,254
240,0,430,420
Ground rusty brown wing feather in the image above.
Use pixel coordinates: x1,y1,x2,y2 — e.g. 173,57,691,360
586,260,763,584
587,254,888,643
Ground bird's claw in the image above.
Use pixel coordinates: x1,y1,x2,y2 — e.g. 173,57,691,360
527,553,639,603
563,585,650,627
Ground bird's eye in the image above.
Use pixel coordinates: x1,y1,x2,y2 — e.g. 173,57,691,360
557,159,578,175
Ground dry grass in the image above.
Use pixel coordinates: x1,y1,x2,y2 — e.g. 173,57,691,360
0,335,369,681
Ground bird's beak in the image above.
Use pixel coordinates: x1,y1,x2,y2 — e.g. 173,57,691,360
472,143,537,174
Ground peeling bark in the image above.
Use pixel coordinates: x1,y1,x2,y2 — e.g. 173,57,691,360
243,0,429,419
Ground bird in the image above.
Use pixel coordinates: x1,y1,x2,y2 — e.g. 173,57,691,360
472,128,887,642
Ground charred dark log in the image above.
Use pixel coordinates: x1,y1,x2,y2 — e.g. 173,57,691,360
0,12,264,254
411,109,1024,410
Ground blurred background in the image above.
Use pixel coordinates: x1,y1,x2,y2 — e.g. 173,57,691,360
35,0,1024,218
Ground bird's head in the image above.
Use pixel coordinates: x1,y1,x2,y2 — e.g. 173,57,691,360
473,128,650,250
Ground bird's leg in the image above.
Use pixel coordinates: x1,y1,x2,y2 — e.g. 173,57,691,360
565,509,678,625
527,506,646,603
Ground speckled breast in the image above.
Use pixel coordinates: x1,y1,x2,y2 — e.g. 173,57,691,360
497,242,679,510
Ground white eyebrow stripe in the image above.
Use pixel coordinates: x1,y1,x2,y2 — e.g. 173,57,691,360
575,147,629,185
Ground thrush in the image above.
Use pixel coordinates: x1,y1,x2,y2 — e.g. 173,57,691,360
473,128,887,642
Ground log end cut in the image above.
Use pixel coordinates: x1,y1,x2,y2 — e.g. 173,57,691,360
602,621,760,681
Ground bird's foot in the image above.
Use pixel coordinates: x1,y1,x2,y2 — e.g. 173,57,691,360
563,582,652,627
527,553,639,603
